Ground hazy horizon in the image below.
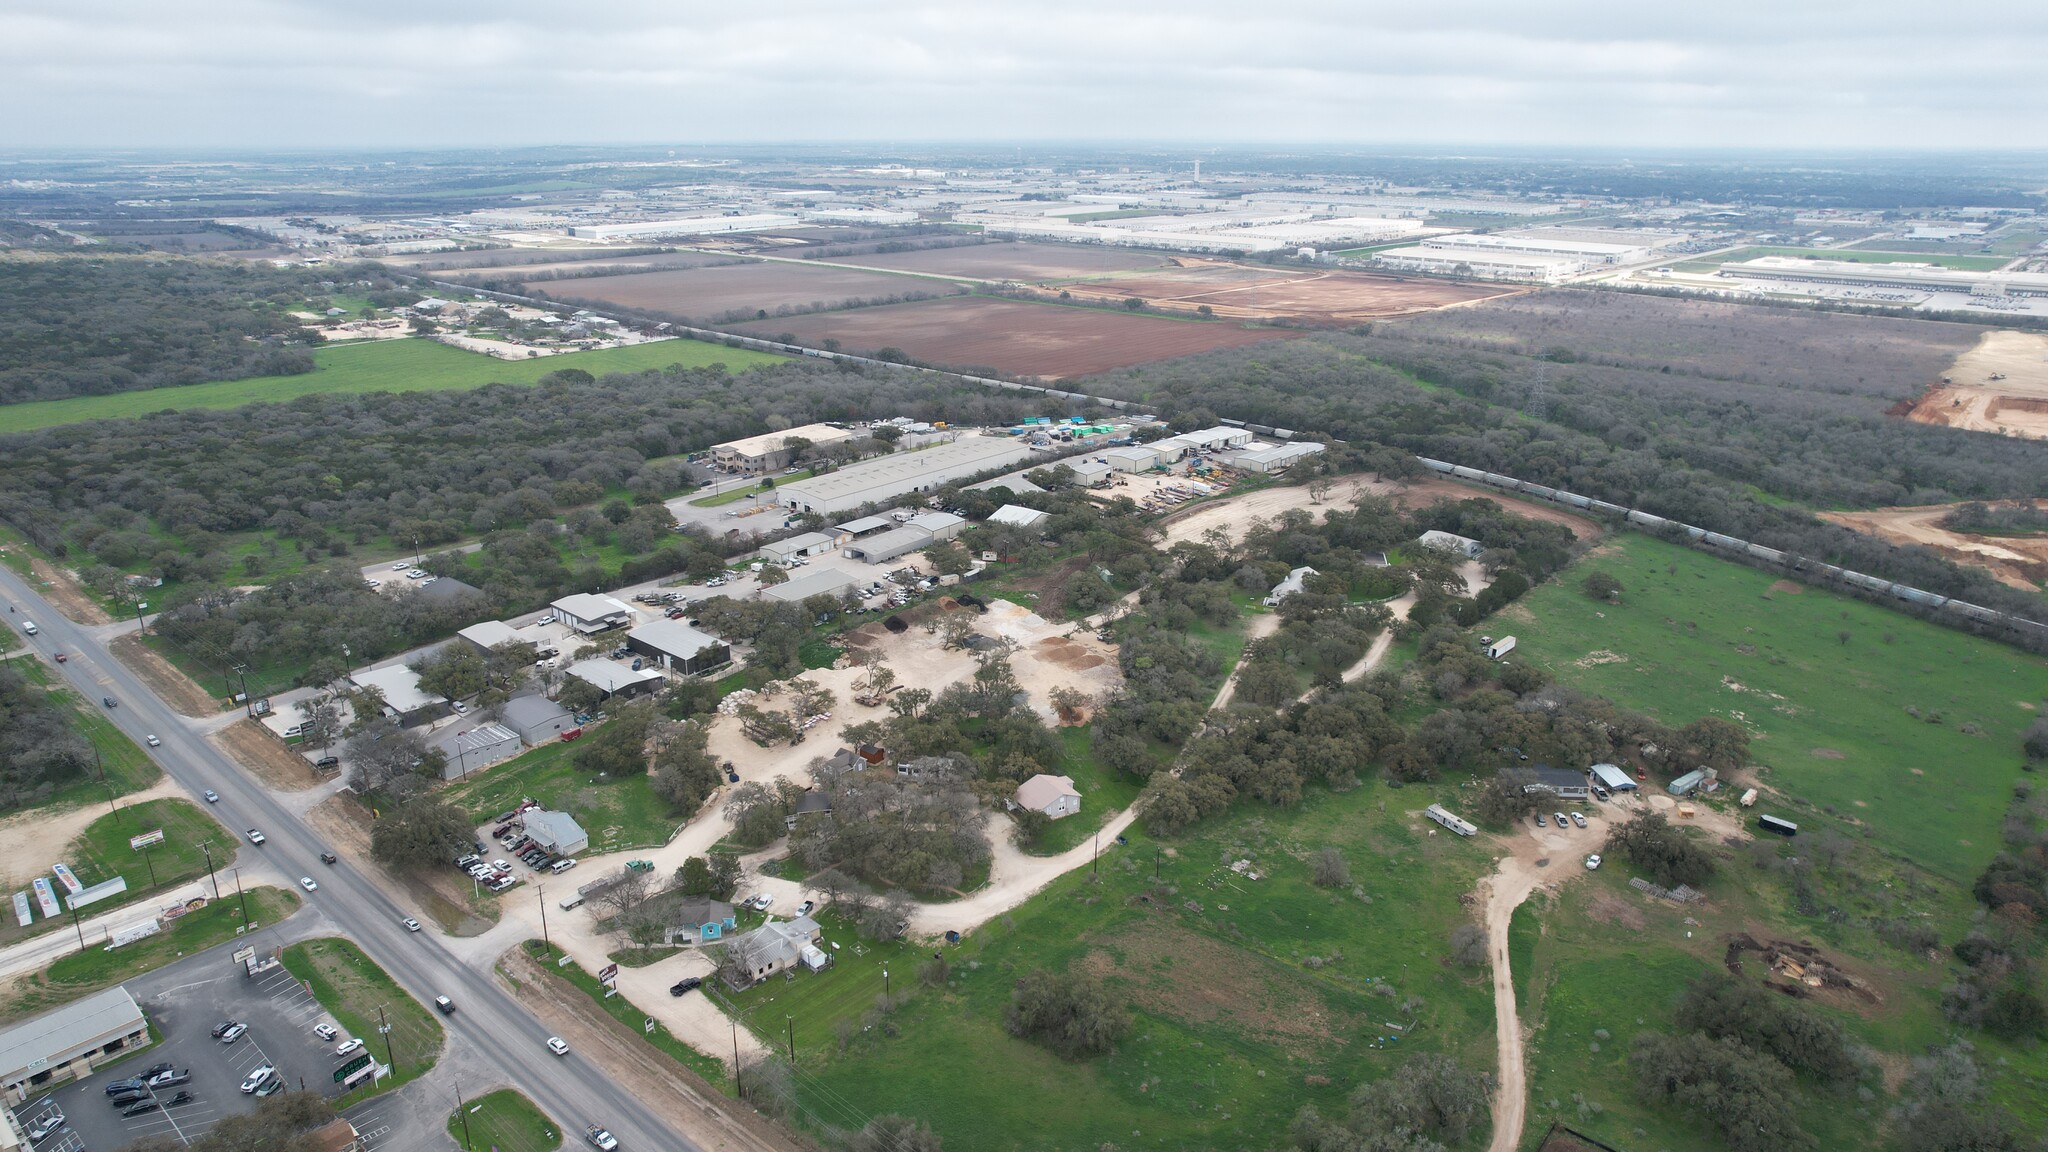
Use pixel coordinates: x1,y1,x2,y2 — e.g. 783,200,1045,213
6,1,2045,152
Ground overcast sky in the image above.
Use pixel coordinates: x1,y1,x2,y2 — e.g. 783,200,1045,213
5,0,2046,152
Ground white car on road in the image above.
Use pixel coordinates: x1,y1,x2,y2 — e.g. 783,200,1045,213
299,877,319,893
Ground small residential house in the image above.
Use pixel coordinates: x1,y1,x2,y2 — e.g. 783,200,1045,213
1513,764,1590,801
1014,773,1082,820
722,915,826,986
786,791,833,829
1263,566,1318,607
674,898,737,943
523,810,588,856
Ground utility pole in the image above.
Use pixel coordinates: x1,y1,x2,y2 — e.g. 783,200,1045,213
232,867,249,923
200,840,221,900
454,1076,473,1150
68,901,86,951
139,844,158,890
729,1012,745,1090
132,598,148,635
94,746,119,822
1092,829,1100,878
378,1005,397,1076
233,665,254,718
538,884,551,955
786,1015,795,1065
882,964,890,998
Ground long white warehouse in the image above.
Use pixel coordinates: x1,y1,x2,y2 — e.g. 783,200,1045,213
774,436,1035,516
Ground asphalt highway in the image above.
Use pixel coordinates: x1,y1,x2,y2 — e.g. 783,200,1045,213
2,565,697,1152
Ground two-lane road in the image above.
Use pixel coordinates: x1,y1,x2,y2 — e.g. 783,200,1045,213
2,567,702,1151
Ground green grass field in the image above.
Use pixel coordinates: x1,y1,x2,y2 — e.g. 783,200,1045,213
688,472,814,508
0,336,785,433
1691,245,2013,273
450,1088,561,1152
710,779,1498,1152
1500,534,2048,883
442,740,684,854
523,940,732,1089
0,887,298,1024
71,796,235,895
281,936,445,1096
1020,727,1144,855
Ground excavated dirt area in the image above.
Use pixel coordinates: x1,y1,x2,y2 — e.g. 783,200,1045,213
1821,500,2048,590
1904,329,2048,440
109,634,220,717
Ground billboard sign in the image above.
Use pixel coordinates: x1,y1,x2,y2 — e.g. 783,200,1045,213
597,963,618,984
129,829,166,850
334,1053,373,1083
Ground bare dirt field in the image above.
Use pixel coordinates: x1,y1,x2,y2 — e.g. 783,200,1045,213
1821,500,2048,590
1157,473,1601,550
732,296,1301,380
109,634,219,717
1905,330,2048,440
438,251,739,280
0,775,185,890
829,241,1174,282
509,262,951,323
386,246,694,272
1062,258,1517,323
211,718,324,790
0,548,113,626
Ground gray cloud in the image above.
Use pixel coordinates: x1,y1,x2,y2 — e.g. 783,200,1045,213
4,0,2044,149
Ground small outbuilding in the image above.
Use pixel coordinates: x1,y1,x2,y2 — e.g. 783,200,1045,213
1263,566,1318,607
674,898,737,943
1418,530,1485,558
758,530,845,565
1589,763,1638,792
1014,773,1082,820
500,694,576,746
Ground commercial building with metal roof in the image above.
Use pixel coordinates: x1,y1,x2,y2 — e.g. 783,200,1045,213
551,593,635,634
762,570,862,603
1101,445,1163,472
758,530,844,565
564,658,664,701
433,723,522,779
626,618,732,675
457,620,524,653
711,422,855,474
1590,763,1638,791
1,986,149,1104
774,437,1034,516
987,504,1050,529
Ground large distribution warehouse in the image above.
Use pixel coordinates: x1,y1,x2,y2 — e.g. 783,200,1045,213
774,437,1035,516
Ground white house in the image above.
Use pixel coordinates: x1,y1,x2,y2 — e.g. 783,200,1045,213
1263,566,1318,607
1014,773,1082,820
1418,530,1484,558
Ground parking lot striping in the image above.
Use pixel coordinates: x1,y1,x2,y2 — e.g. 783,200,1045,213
42,1132,84,1152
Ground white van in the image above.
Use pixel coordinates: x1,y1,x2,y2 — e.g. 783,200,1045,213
558,894,585,911
19,620,36,636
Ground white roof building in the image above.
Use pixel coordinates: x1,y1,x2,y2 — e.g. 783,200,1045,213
0,986,149,1103
1101,445,1163,472
552,594,635,634
1225,441,1326,474
775,437,1034,516
758,531,844,564
1263,566,1318,607
711,423,855,473
348,664,447,722
1418,530,1485,558
987,504,1051,529
762,570,861,603
457,620,523,652
564,658,664,699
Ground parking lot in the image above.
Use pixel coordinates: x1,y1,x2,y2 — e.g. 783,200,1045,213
13,951,382,1150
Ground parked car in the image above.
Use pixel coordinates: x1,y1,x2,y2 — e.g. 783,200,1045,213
146,1070,189,1088
314,1023,338,1041
240,1065,277,1093
108,1091,148,1108
336,1038,364,1057
750,894,774,911
1533,813,1545,827
145,734,161,747
141,1062,173,1079
392,560,411,571
164,1091,194,1107
1553,811,1568,827
452,701,467,714
1570,812,1588,828
246,828,266,845
210,1020,239,1039
1585,854,1603,870
547,1036,570,1056
27,1109,66,1138
121,1100,161,1117
104,1078,146,1096
255,1075,284,1096
457,854,482,869
218,1021,248,1043
670,977,701,996
796,900,815,915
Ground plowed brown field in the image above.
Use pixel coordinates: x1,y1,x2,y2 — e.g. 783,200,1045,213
1060,257,1518,322
512,262,952,323
732,296,1300,378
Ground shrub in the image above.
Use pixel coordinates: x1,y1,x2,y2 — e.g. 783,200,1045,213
1003,969,1130,1059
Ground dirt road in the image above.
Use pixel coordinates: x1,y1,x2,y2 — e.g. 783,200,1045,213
1480,853,1546,1152
1822,501,2048,591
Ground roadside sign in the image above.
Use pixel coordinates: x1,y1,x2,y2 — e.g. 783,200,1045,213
597,963,618,984
232,946,256,965
644,1018,655,1035
334,1053,373,1083
129,829,165,850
